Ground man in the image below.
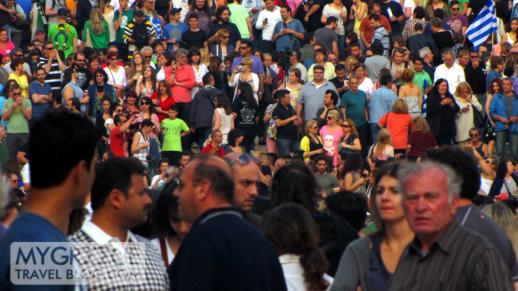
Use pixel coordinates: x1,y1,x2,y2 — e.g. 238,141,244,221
490,78,518,160
314,155,339,196
38,41,65,95
28,66,52,123
434,48,465,94
359,3,391,48
315,16,339,57
369,14,390,57
295,0,325,33
425,146,518,286
272,5,305,52
110,113,136,158
317,90,344,127
289,51,308,83
364,41,390,83
3,84,31,159
69,158,168,290
349,43,365,63
380,0,404,35
368,73,396,142
273,89,300,156
208,6,241,51
72,52,88,89
0,111,97,290
255,0,281,51
391,161,514,291
181,14,208,50
142,0,163,40
48,8,78,60
330,64,348,95
201,130,225,157
123,10,157,58
190,73,219,148
412,57,433,94
228,0,253,40
445,1,468,41
465,50,486,98
297,65,338,122
0,187,23,239
170,155,287,290
419,47,436,81
113,0,134,59
340,75,368,154
178,151,192,174
163,7,188,53
430,18,455,53
406,23,439,57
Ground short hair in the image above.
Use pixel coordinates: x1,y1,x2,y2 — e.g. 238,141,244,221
279,4,291,13
210,129,222,138
325,89,339,105
326,191,368,231
90,158,146,210
419,47,432,59
10,57,24,71
30,111,97,188
413,6,425,18
400,68,414,83
190,155,234,201
313,64,325,73
392,98,408,114
202,72,213,86
169,104,179,112
424,146,480,200
335,63,346,72
379,72,393,86
370,41,384,55
305,119,318,133
414,23,423,31
188,13,199,20
398,160,462,202
274,89,290,100
151,180,181,238
326,16,338,25
490,56,504,69
369,14,380,22
441,48,455,58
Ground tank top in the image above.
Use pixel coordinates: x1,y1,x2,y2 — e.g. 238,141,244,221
215,108,233,144
103,9,116,43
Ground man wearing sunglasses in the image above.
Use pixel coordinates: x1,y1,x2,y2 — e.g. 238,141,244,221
3,84,31,159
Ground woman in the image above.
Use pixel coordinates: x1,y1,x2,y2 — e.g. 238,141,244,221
339,119,362,158
83,7,110,51
407,116,437,160
350,0,367,35
262,203,333,291
425,0,450,20
136,66,156,98
134,96,161,134
378,99,413,158
156,53,171,81
213,93,234,145
8,58,28,98
482,202,518,256
502,18,518,46
165,49,196,116
225,128,245,154
185,0,212,32
95,97,113,158
229,57,260,102
124,91,140,116
368,129,394,163
150,180,192,267
85,55,100,86
454,82,483,143
131,119,153,168
354,64,374,98
484,78,502,156
488,159,518,198
189,48,209,97
281,68,303,108
127,52,145,89
426,78,460,145
332,162,414,291
208,56,230,95
0,29,14,57
100,0,116,43
322,0,347,57
88,68,116,120
398,69,422,118
104,51,127,100
308,49,335,82
62,68,88,114
479,156,496,196
342,153,368,193
320,110,344,167
210,29,234,60
151,80,176,122
232,82,258,152
467,127,488,158
300,119,325,163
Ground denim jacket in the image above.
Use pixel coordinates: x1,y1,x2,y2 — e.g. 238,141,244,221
489,92,518,133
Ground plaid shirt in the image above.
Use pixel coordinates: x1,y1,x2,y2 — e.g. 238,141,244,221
69,221,169,290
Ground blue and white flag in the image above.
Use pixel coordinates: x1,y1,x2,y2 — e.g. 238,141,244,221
466,0,497,50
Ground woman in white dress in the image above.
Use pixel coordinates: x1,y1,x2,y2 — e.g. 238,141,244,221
213,93,234,144
453,82,482,143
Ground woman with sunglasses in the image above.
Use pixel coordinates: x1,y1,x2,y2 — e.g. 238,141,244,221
300,119,325,163
210,29,234,60
320,110,344,168
134,96,161,134
104,51,127,101
339,119,361,159
229,57,259,102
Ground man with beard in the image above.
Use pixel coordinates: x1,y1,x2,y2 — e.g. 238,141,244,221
208,6,241,51
69,158,168,290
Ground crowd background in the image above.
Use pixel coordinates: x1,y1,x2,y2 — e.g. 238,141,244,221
0,0,517,289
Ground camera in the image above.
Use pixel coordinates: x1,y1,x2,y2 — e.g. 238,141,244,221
238,65,244,72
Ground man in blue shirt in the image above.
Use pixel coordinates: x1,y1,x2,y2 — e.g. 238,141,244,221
0,111,98,290
368,73,397,143
272,5,305,52
340,75,369,155
28,67,52,123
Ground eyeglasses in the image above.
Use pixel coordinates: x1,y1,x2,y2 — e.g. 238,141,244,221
12,92,22,96
221,36,229,39
311,126,318,129
76,59,86,62
327,116,334,120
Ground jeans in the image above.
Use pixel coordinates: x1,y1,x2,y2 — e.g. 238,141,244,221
495,130,518,160
370,123,381,144
276,137,299,157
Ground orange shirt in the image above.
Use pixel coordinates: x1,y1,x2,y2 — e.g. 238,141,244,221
359,15,392,45
378,112,412,150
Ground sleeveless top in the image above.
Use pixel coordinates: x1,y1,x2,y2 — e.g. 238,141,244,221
133,131,149,167
403,96,421,118
479,176,493,196
103,9,116,43
506,32,516,45
308,135,324,152
215,108,233,144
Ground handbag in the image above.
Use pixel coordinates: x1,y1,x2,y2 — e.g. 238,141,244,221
473,106,486,129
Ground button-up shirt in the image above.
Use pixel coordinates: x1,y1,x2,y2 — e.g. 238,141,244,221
434,63,466,94
389,219,514,291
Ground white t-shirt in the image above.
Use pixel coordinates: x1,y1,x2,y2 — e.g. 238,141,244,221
104,66,127,88
280,254,333,291
255,7,282,41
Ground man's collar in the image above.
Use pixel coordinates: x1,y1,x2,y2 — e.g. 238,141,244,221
409,219,461,256
81,220,135,245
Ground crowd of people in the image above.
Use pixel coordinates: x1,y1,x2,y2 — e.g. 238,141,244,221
0,0,517,289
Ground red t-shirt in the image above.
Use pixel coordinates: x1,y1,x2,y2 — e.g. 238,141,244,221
201,143,225,157
378,112,413,150
151,92,176,122
110,126,127,157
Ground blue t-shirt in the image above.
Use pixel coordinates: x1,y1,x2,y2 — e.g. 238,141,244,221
369,86,397,123
28,81,52,121
272,19,305,51
163,22,188,43
340,90,368,126
0,212,73,291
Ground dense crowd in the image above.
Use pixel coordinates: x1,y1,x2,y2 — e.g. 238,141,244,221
0,0,517,289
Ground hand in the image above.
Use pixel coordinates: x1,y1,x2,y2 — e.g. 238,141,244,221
461,106,470,113
82,95,90,103
318,148,325,154
440,98,451,106
251,7,259,13
127,37,135,44
500,117,509,124
190,127,196,133
143,142,150,148
340,11,347,18
511,116,518,123
304,16,309,22
263,18,268,25
390,16,396,22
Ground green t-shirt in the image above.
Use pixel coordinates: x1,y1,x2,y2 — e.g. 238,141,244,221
161,118,189,152
48,23,77,59
4,98,31,134
83,20,110,49
413,70,432,92
228,3,250,39
113,8,135,44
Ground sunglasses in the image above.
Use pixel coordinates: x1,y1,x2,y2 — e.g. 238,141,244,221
141,102,150,105
12,92,22,96
342,124,351,128
45,47,54,50
239,46,249,50
76,59,86,62
327,116,334,120
226,153,258,166
221,36,229,39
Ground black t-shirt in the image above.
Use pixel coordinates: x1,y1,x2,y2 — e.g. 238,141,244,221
232,98,258,133
294,0,325,32
272,104,298,139
182,29,208,50
432,31,455,52
380,1,404,33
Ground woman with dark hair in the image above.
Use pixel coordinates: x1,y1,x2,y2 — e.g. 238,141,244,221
213,93,234,144
488,159,518,198
341,153,368,193
484,78,503,156
225,128,245,154
332,161,414,291
134,96,161,134
208,56,230,95
232,82,258,152
425,78,460,145
124,90,140,115
150,180,192,267
136,65,156,98
189,48,209,97
95,97,114,158
88,68,116,120
262,203,332,291
151,80,176,122
270,161,358,276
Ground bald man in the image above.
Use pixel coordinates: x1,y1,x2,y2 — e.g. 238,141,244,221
170,155,287,291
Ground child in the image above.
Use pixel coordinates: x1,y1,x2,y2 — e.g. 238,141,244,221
163,8,188,53
161,105,190,166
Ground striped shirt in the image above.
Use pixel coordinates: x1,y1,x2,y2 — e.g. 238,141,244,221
389,219,514,291
37,57,62,95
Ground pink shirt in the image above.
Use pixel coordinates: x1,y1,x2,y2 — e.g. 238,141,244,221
0,41,15,57
320,125,344,166
165,65,196,103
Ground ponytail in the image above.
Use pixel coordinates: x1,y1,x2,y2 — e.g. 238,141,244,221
299,246,329,291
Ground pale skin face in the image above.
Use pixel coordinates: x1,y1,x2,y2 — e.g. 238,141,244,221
349,78,359,91
503,80,513,94
438,81,448,95
313,69,324,83
442,53,454,67
375,175,406,223
121,174,153,227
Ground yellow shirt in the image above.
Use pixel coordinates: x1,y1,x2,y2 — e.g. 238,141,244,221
9,73,29,98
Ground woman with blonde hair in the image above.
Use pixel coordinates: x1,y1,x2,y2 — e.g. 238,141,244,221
210,28,234,60
407,116,437,160
339,119,361,158
300,119,325,163
320,110,344,167
378,99,412,158
482,202,518,256
83,7,110,50
454,82,482,143
368,129,394,163
398,69,422,118
229,57,259,101
127,52,145,90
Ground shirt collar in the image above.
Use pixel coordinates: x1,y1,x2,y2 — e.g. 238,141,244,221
409,219,461,257
81,220,135,245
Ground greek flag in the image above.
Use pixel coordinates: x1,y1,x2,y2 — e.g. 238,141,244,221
466,0,497,50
